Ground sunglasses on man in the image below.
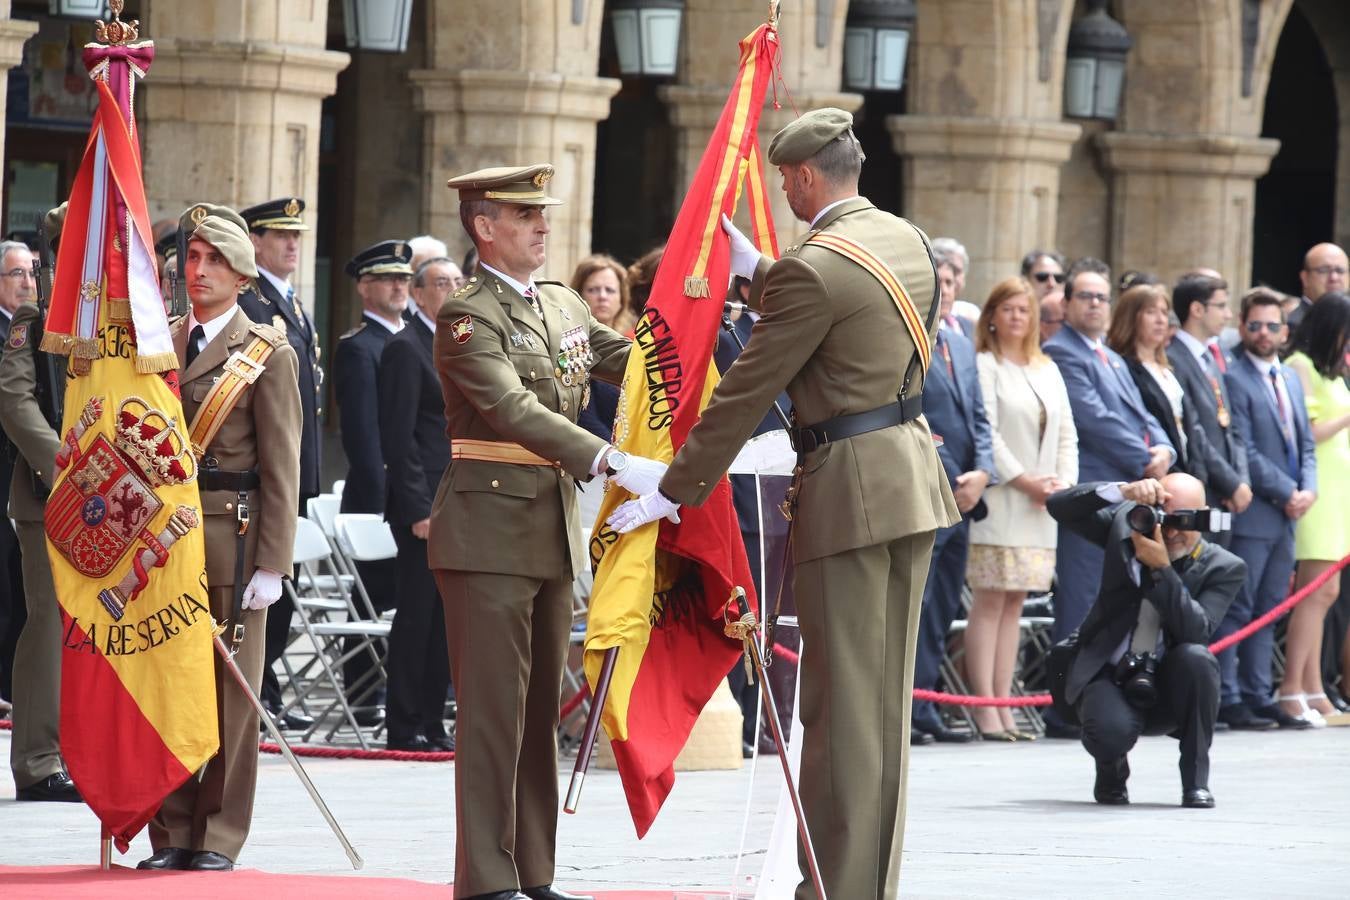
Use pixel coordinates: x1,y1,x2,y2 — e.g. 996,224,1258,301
1243,320,1284,334
1033,271,1066,284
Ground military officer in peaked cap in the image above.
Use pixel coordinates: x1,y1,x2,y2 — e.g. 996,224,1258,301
237,197,324,732
143,212,301,871
430,163,666,900
333,239,412,722
609,109,960,899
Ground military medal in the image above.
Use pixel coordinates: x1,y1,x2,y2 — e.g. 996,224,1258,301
557,326,593,391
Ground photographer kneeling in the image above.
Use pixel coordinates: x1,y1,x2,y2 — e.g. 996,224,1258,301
1047,474,1246,808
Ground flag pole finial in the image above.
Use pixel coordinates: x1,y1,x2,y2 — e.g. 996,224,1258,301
768,0,780,27
95,0,140,46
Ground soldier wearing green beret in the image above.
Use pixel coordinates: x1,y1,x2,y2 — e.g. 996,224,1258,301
609,108,960,899
429,163,666,900
141,213,301,872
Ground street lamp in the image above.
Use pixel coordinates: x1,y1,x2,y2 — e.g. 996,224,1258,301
842,0,916,93
342,0,413,53
610,0,684,78
48,0,108,17
1064,0,1132,120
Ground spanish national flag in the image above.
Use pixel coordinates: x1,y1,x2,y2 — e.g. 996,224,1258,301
586,22,781,836
39,40,217,851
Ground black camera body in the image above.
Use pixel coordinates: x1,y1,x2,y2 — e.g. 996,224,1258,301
1114,650,1160,708
1126,504,1231,535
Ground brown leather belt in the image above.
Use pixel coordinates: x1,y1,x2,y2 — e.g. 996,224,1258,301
451,439,558,467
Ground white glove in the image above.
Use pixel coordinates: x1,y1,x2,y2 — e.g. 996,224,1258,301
241,568,284,611
611,453,668,497
607,491,681,534
721,213,762,279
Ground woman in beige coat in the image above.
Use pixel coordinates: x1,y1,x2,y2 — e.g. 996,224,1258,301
966,278,1078,738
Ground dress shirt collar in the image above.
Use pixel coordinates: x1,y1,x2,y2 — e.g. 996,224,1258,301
415,308,436,333
365,311,402,334
187,304,238,350
478,261,536,299
257,266,292,300
0,306,11,322
1244,350,1279,377
809,197,856,230
1172,328,1209,362
1070,324,1105,352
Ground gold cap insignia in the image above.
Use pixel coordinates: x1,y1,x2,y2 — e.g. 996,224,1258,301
190,205,208,226
284,198,300,217
394,242,404,257
532,168,553,189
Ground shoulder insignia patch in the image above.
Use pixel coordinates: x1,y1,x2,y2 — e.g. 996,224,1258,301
450,315,474,344
7,323,27,349
248,322,287,347
339,322,367,340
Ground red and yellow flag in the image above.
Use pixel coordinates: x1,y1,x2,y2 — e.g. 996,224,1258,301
41,40,217,851
586,22,781,836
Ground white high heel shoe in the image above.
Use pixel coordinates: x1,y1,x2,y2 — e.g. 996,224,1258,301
1276,693,1327,728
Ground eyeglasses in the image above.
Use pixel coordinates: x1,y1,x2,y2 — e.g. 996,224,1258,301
1,268,33,280
1306,265,1348,278
1243,320,1283,334
1033,271,1066,284
1072,291,1110,304
365,274,411,285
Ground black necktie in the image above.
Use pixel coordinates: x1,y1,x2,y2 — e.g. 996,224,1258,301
186,324,205,368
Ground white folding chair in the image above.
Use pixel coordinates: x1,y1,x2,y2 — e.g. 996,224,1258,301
331,478,346,497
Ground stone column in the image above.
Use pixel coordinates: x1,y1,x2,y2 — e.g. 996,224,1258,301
408,69,619,280
1097,132,1279,288
0,7,38,215
887,116,1080,301
140,1,349,307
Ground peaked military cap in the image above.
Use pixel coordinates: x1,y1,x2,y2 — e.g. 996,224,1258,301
345,240,414,279
240,197,309,232
179,202,248,238
155,228,177,261
767,107,857,166
190,214,259,279
446,163,563,206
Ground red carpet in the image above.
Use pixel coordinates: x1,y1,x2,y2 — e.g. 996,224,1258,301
0,866,725,899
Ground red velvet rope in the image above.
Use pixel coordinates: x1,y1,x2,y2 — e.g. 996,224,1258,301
257,741,452,762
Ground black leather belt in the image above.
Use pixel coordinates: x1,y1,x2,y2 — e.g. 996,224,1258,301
790,394,923,454
199,466,260,492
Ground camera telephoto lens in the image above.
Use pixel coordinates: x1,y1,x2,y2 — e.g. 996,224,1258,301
1127,505,1160,534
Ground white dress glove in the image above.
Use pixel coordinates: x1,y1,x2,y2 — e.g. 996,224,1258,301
241,568,284,611
721,213,763,279
611,454,668,497
607,491,682,534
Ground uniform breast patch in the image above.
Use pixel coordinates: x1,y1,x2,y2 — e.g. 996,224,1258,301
7,323,27,349
450,315,474,344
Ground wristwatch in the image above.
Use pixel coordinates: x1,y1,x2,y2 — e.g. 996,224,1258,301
604,449,630,478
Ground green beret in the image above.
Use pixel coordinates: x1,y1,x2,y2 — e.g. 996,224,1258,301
189,215,259,279
178,202,248,238
44,202,67,244
767,108,856,166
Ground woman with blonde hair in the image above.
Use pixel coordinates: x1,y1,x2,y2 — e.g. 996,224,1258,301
570,253,636,335
967,277,1078,738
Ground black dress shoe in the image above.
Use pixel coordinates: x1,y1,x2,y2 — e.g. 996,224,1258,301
1093,758,1130,805
16,772,83,802
461,892,528,900
354,707,386,728
742,740,755,759
386,735,431,752
524,886,596,900
188,850,235,871
909,728,935,746
1326,687,1350,713
1252,703,1313,730
1182,787,1215,808
1043,720,1082,740
1217,703,1277,730
426,734,455,753
917,723,973,743
137,847,193,870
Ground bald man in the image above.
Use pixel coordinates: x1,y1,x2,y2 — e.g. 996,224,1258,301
1047,474,1246,809
1288,242,1348,334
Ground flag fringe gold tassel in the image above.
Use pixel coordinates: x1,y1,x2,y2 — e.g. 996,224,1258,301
134,351,180,374
683,275,710,298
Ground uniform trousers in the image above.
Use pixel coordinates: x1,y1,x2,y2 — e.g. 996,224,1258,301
1216,532,1295,707
385,525,451,742
793,529,934,900
434,569,573,899
150,586,265,860
911,518,969,732
10,520,63,788
1076,643,1220,791
0,514,23,703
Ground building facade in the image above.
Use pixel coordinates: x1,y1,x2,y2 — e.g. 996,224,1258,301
1,0,1345,408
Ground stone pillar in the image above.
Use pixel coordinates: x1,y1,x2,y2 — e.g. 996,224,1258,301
0,7,38,215
888,116,1079,301
140,0,349,307
408,70,619,280
1097,132,1279,288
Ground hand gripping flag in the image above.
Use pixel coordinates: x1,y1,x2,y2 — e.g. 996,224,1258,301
585,22,781,837
39,36,218,852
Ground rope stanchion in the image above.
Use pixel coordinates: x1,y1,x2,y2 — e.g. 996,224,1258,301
257,741,453,762
1207,553,1349,655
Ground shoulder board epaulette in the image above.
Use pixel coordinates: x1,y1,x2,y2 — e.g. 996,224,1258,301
535,279,565,287
248,322,287,347
339,322,367,340
451,274,483,300
168,314,186,331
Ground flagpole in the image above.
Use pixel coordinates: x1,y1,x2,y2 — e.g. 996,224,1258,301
99,830,112,870
563,646,618,814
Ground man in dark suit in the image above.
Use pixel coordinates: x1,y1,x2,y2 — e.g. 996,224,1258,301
912,323,993,743
238,198,323,731
377,257,455,752
1042,258,1174,735
334,240,413,719
934,257,973,339
1167,274,1251,545
1216,288,1318,730
1049,474,1244,809
1286,242,1346,335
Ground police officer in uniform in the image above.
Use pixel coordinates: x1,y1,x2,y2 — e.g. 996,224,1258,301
430,164,665,900
238,197,323,731
0,204,81,802
140,213,301,871
610,110,960,899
